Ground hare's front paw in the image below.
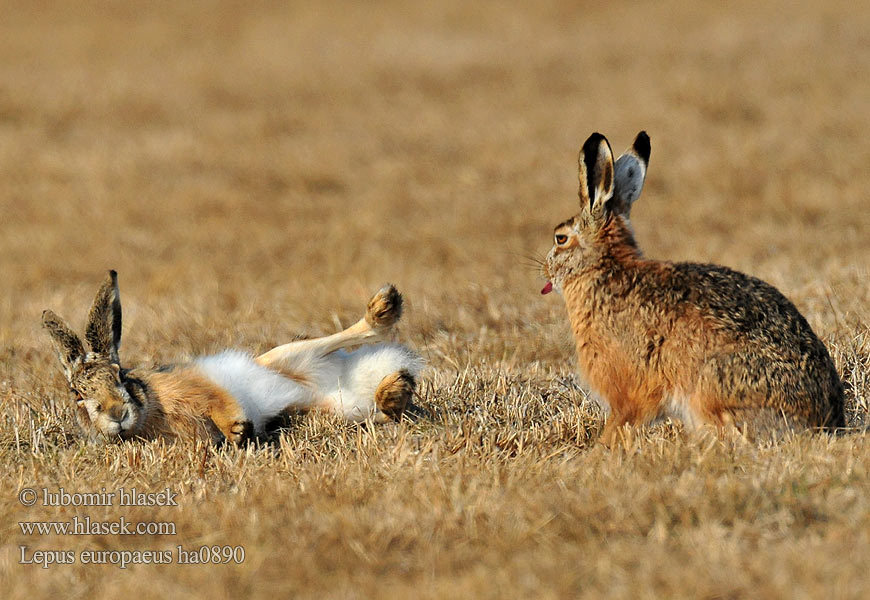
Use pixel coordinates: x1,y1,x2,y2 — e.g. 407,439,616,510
366,284,403,331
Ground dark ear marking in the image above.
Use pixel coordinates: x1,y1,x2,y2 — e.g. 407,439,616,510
581,132,607,210
85,270,122,363
577,132,615,213
633,131,651,166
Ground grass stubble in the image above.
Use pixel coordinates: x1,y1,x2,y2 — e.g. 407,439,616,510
1,1,869,598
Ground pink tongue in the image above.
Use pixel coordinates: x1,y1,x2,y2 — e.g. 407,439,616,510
541,281,553,295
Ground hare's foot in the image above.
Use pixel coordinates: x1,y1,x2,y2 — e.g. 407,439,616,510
598,410,651,449
598,418,625,449
373,369,415,423
366,285,403,332
257,285,405,370
220,419,254,445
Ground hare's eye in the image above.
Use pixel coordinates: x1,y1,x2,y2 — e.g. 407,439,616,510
555,234,568,245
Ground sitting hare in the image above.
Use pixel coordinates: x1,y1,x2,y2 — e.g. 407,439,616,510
43,271,423,443
542,131,844,442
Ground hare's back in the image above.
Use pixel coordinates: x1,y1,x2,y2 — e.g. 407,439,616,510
670,263,823,354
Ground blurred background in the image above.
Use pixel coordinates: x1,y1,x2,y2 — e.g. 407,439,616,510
1,1,867,354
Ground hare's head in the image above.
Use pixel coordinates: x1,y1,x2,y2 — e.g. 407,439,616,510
42,271,142,439
542,131,650,294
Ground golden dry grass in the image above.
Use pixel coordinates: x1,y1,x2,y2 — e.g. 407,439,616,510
1,0,869,598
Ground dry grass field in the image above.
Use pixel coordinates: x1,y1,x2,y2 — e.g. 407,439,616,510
2,0,869,597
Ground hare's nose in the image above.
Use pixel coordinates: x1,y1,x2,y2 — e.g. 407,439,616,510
107,405,126,422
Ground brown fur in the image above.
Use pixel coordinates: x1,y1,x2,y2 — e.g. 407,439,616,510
42,311,85,374
545,132,845,442
366,284,403,330
142,368,250,443
374,369,415,423
84,270,121,363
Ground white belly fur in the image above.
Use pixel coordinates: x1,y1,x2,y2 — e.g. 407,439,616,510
194,344,425,431
194,350,315,433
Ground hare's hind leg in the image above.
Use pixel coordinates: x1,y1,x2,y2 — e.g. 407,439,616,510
373,369,416,423
255,285,403,374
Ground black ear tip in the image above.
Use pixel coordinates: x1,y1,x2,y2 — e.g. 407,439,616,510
633,131,651,164
582,132,608,155
587,131,605,142
108,269,118,282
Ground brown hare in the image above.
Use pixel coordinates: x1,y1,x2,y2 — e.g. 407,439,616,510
43,271,423,443
542,131,844,443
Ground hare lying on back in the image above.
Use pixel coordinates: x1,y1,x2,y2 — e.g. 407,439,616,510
43,271,423,443
542,131,844,443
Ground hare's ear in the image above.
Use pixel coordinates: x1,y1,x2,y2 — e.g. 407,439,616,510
42,310,85,379
612,131,651,217
85,270,121,363
578,132,615,215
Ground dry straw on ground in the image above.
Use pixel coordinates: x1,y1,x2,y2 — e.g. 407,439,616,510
1,1,868,598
